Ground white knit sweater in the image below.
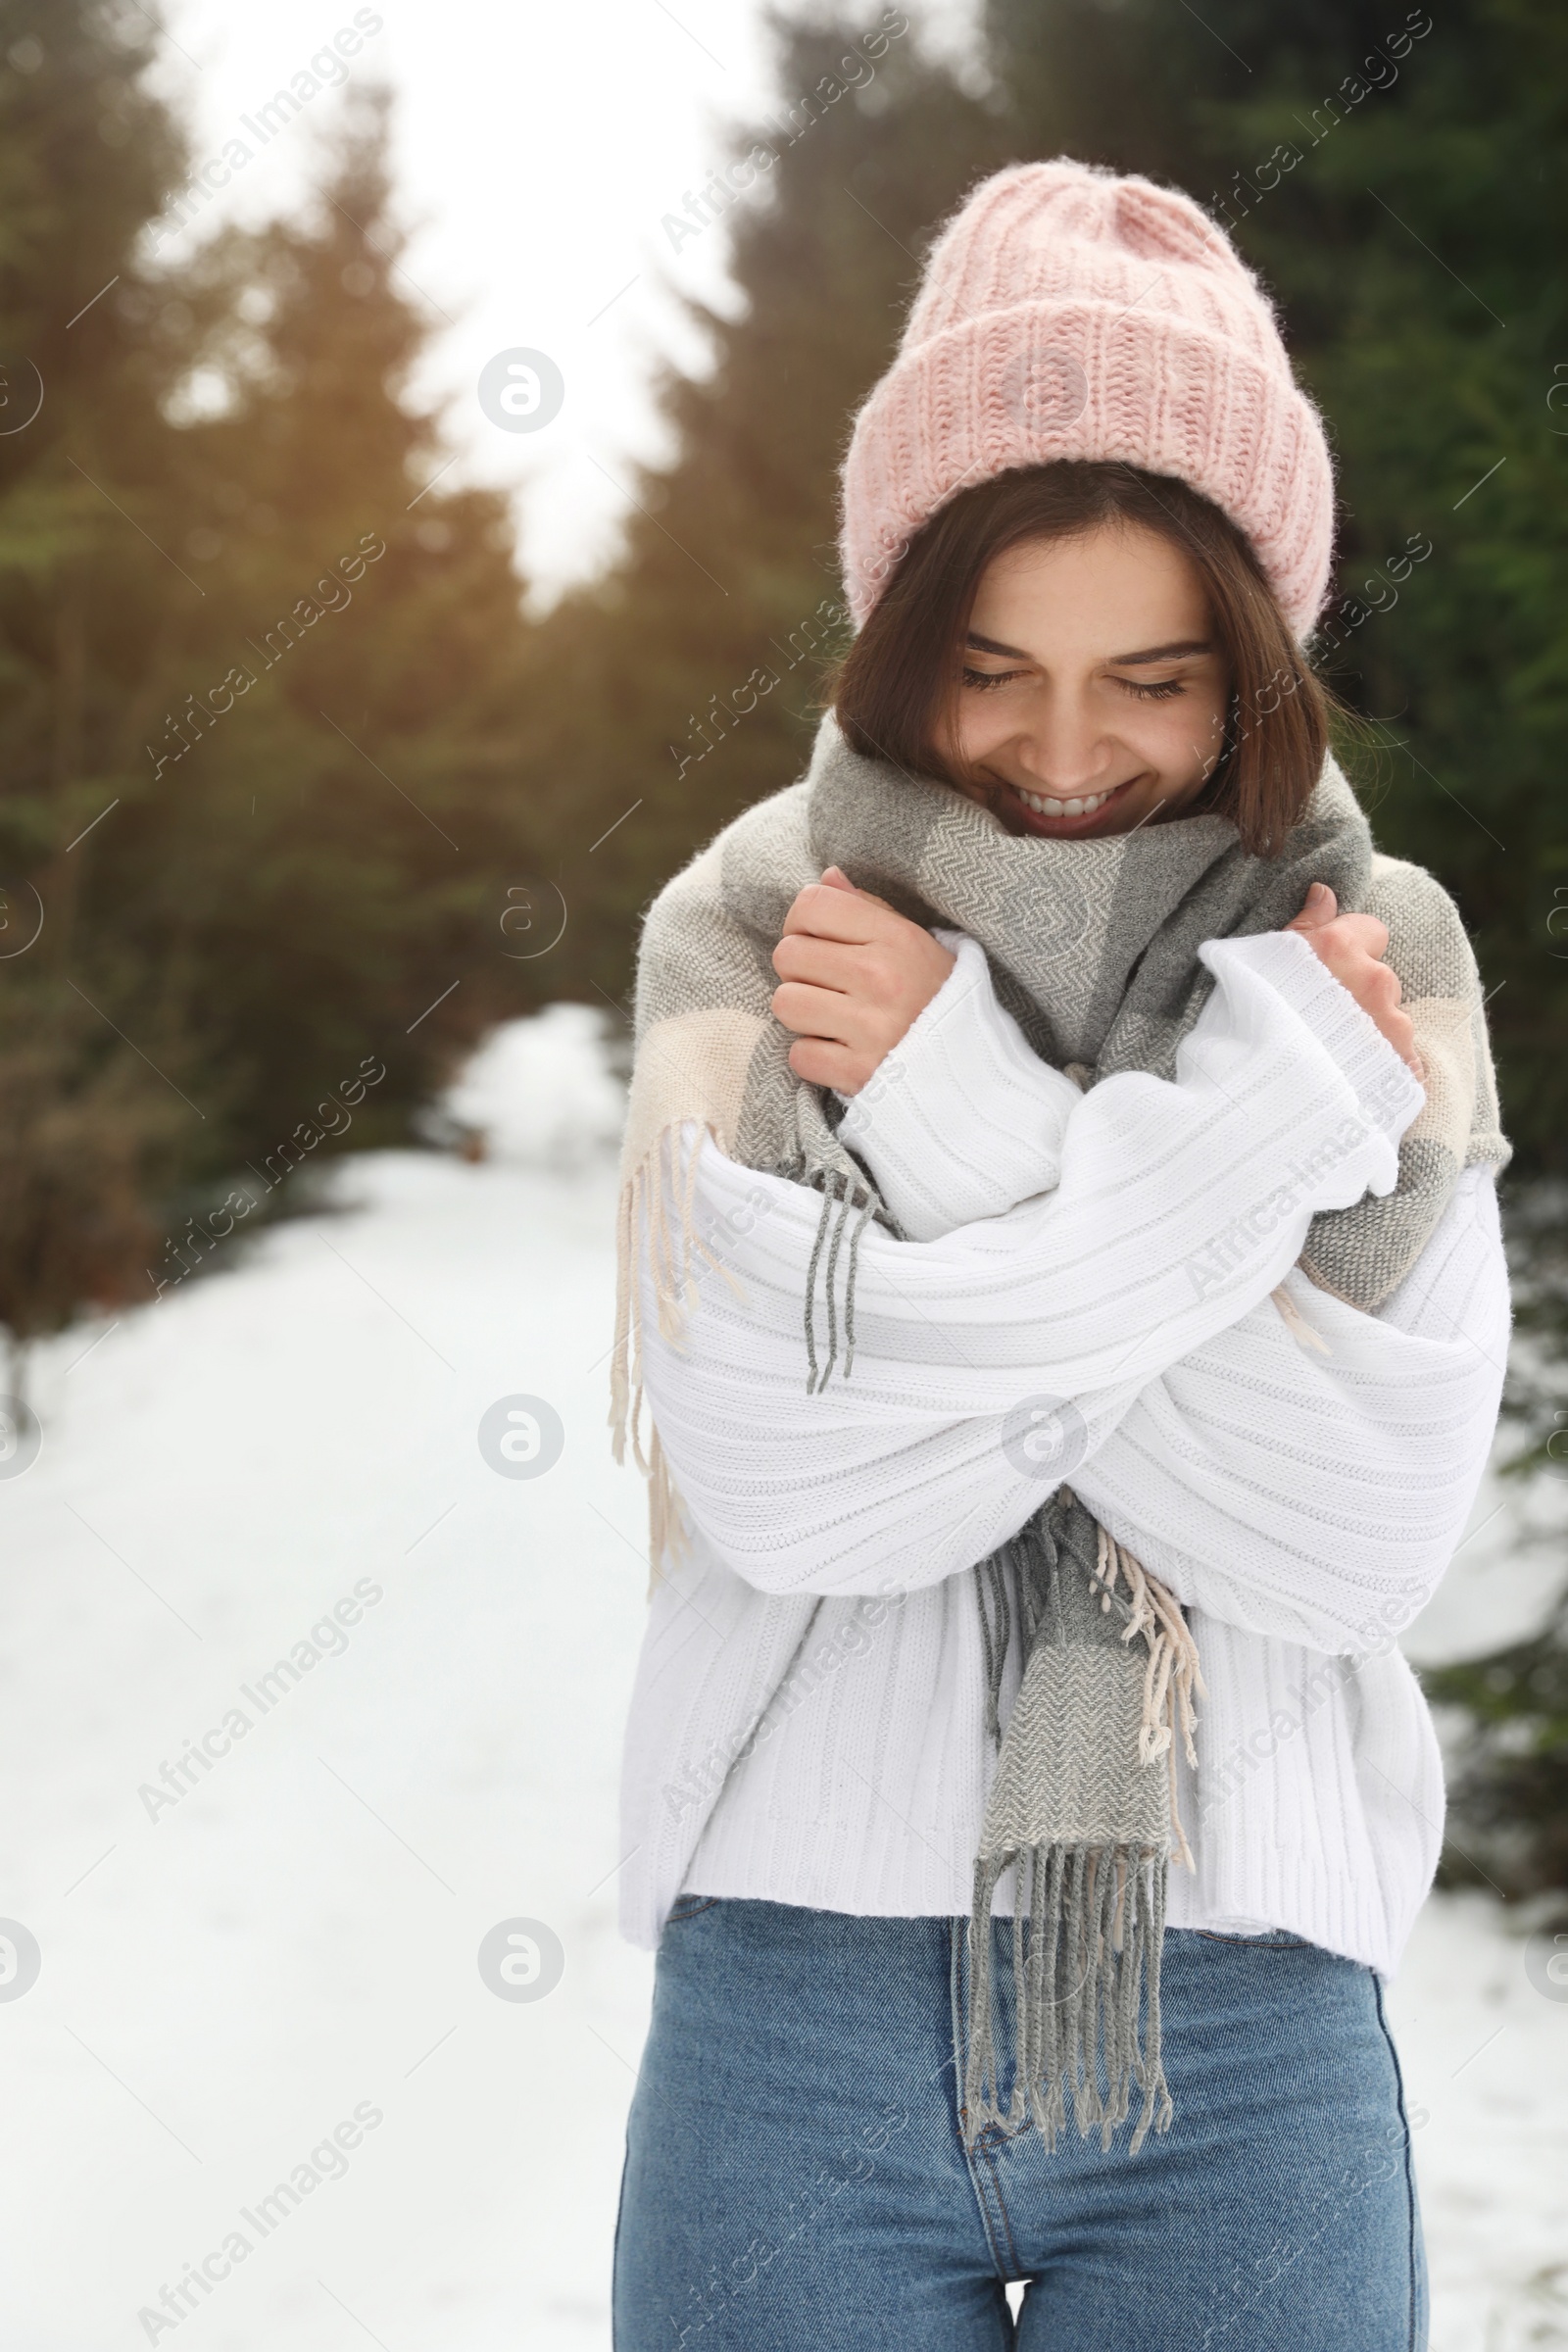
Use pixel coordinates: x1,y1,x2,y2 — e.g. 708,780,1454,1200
618,927,1510,1977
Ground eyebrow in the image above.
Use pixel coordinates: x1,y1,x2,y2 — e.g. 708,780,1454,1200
965,631,1214,664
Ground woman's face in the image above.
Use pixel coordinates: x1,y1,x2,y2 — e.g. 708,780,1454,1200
947,520,1232,840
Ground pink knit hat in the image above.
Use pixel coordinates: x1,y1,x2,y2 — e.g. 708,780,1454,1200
840,158,1336,640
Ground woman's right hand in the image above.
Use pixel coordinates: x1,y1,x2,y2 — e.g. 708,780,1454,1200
1284,883,1424,1078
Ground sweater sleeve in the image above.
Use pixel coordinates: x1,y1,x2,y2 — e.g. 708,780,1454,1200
637,928,1426,1601
834,929,1084,1240
1070,1163,1510,1656
830,916,1508,1654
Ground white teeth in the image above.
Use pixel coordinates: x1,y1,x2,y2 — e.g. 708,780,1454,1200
1017,786,1108,818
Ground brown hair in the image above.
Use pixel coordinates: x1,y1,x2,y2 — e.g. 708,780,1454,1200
832,463,1335,857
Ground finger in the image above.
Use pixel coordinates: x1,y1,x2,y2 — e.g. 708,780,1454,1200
1286,881,1338,932
1364,971,1402,1023
1320,939,1397,992
821,864,901,916
780,881,878,944
771,979,859,1043
780,880,905,945
1321,956,1402,1026
1384,1010,1420,1072
1297,914,1393,973
770,932,864,991
787,1036,873,1093
1329,912,1391,961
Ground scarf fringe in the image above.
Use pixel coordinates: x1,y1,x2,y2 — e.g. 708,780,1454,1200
1089,1519,1207,1872
962,1840,1173,2157
611,1123,876,1581
1270,1281,1333,1356
804,1165,877,1394
962,1506,1201,2157
610,1126,741,1588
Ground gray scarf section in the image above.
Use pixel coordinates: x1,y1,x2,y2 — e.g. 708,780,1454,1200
615,711,1508,2157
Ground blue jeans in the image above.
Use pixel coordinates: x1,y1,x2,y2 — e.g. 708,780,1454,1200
613,1896,1427,2350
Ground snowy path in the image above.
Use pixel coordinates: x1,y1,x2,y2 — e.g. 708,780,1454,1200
1,1134,654,2350
0,1013,1563,2349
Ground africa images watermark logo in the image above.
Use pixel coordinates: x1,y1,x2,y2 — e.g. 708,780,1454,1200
1525,1928,1568,2005
476,1917,565,2001
0,1919,42,2002
0,1396,42,1479
1184,1060,1414,1301
656,10,910,259
1001,1394,1089,1483
150,12,386,254
136,1577,384,1825
134,2100,384,2340
477,1395,565,1479
476,349,565,435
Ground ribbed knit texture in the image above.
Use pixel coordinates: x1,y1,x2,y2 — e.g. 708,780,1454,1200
839,158,1336,636
618,933,1508,1975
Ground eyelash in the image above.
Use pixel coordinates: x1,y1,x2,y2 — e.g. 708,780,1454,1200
959,666,1188,702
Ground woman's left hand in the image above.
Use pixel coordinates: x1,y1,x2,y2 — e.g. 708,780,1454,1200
1285,883,1425,1078
771,866,956,1094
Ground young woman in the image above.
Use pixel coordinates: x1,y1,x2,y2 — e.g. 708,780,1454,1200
608,160,1510,2350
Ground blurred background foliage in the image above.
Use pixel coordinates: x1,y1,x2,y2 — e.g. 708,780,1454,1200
0,0,1563,1894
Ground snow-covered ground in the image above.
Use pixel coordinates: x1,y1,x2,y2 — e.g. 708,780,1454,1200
1,1006,1563,2350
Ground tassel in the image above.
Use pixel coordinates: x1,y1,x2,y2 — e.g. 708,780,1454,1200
975,1550,1014,1745
610,1161,653,1477
842,1187,875,1375
1093,1522,1206,1871
802,1173,836,1395
1271,1282,1332,1355
962,1840,1173,2158
610,1123,747,1576
612,1126,882,1575
645,1424,688,1592
803,1162,875,1395
817,1169,854,1393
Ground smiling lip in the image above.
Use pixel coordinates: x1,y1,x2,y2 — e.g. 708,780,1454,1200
1004,775,1136,835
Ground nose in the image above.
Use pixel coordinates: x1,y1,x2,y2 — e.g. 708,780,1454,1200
1007,691,1116,801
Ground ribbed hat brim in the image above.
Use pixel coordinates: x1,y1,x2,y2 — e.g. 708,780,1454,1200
841,295,1335,639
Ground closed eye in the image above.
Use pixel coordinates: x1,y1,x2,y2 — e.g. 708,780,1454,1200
963,668,1194,700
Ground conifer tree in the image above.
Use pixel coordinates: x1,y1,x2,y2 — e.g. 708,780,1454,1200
98,85,543,1162
0,8,552,1359
0,0,202,1372
514,12,1008,1013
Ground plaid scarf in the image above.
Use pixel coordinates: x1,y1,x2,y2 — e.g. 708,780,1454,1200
612,712,1507,2154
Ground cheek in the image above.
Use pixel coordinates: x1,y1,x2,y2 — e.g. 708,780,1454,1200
1142,692,1228,771
950,697,1011,762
